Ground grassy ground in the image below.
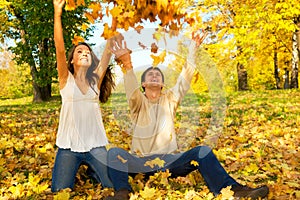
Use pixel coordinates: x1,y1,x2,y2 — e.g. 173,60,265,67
0,90,299,199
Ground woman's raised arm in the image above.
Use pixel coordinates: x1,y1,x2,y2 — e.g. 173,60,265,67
53,0,68,88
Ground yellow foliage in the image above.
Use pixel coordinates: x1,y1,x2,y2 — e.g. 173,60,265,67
144,157,165,168
65,0,76,11
150,50,166,67
190,160,199,167
72,35,84,45
54,189,71,200
139,186,157,199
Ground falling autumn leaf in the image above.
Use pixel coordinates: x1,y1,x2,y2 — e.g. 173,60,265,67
138,41,147,49
151,43,158,53
72,35,84,45
65,0,76,11
150,50,166,66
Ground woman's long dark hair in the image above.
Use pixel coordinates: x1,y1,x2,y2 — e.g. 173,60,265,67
67,42,115,103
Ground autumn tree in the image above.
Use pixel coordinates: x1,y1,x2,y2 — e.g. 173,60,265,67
0,0,96,102
197,0,300,90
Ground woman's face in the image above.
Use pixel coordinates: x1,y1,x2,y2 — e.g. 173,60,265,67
72,44,92,68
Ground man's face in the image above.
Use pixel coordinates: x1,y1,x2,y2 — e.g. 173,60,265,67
142,69,164,89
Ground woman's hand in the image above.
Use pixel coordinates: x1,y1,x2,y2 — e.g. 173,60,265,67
53,0,65,16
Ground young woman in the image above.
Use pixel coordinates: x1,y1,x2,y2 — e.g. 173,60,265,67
52,0,115,192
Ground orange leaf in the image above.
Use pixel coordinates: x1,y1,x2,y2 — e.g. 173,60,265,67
134,25,144,34
76,0,85,6
65,0,76,11
151,43,158,53
72,35,84,45
84,12,95,24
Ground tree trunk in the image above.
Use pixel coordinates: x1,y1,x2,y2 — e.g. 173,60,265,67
30,64,52,102
274,50,281,89
290,32,299,89
237,62,248,90
295,16,300,54
284,68,290,89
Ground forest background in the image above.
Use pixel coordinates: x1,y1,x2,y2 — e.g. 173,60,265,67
0,0,299,199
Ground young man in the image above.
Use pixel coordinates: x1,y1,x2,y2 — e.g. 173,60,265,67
106,36,269,200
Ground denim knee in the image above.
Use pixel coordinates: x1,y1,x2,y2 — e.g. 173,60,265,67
108,147,128,158
197,146,212,159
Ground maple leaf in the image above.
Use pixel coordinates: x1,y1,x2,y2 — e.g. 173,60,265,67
220,186,234,200
144,157,165,168
150,50,166,66
140,186,156,199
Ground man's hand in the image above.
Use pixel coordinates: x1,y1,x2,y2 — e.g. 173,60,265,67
110,37,133,70
192,29,208,47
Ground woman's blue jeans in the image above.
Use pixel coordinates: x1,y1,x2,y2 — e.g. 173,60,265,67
107,146,238,195
51,147,113,192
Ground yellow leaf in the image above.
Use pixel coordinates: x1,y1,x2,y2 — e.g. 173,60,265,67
110,6,123,18
88,2,102,20
140,186,156,199
190,160,199,167
8,184,25,198
117,155,128,163
101,23,118,40
54,189,71,200
220,186,234,200
150,50,166,67
28,173,40,186
244,163,259,173
65,0,76,11
144,157,165,168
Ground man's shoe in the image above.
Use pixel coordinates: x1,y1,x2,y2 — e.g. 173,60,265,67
231,185,269,199
104,189,130,200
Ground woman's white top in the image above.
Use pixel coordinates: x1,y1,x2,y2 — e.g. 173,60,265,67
56,72,108,152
